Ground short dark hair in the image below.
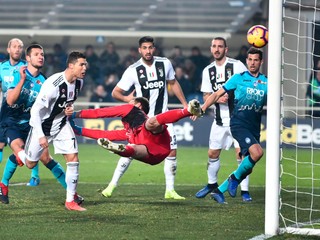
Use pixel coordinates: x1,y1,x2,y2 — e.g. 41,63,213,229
134,97,149,114
25,44,43,57
138,36,154,47
214,37,227,47
67,51,86,65
247,47,263,60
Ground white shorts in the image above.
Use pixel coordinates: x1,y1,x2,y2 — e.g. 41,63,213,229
167,123,177,150
25,122,78,162
209,121,239,150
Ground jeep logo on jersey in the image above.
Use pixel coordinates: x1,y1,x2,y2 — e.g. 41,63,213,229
212,82,224,92
142,80,165,90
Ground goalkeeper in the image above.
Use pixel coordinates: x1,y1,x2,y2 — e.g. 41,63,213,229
70,97,202,165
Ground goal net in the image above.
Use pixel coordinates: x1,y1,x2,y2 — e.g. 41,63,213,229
280,0,320,236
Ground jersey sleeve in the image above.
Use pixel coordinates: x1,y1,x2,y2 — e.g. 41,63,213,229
117,68,135,91
80,104,134,119
165,59,176,81
200,66,213,93
234,61,248,74
82,128,127,141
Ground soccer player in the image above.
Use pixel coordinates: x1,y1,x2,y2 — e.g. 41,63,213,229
103,36,188,200
0,44,84,205
0,38,40,186
200,47,267,204
195,37,253,202
15,51,87,211
69,98,202,165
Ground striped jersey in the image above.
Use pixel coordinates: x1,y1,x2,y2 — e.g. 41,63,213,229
29,71,83,138
201,57,247,126
117,56,175,117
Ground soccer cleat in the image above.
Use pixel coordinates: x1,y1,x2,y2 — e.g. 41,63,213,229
164,190,185,200
195,184,215,198
187,99,202,117
101,183,116,198
241,192,253,202
228,174,240,198
211,192,226,204
27,177,40,187
74,193,85,205
0,183,9,204
65,201,87,211
97,138,126,153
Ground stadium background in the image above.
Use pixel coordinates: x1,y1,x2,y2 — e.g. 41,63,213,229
0,0,319,146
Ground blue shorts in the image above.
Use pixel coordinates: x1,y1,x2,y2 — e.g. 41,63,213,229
0,124,7,144
4,122,30,146
231,125,260,158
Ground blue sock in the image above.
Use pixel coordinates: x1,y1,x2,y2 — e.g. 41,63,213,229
233,155,255,181
31,163,40,179
1,154,18,186
218,178,229,194
45,159,67,189
0,149,3,164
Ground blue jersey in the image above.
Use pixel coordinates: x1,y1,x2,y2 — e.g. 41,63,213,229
0,68,46,126
223,71,268,133
0,59,26,96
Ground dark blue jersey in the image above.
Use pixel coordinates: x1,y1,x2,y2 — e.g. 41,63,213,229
223,71,268,133
0,68,46,126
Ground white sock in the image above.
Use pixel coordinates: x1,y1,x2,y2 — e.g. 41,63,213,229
110,157,132,186
164,157,176,191
66,162,79,202
238,159,250,191
17,150,26,164
207,158,220,184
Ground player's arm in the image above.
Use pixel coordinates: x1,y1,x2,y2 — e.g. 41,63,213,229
112,86,135,103
6,66,27,106
201,87,226,112
73,104,134,119
167,79,188,108
69,118,127,140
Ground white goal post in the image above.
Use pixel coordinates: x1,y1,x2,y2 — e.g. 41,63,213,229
266,0,320,237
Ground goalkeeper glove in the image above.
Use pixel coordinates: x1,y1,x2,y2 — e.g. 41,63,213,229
69,118,83,135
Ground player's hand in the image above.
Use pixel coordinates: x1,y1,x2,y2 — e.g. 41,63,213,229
217,93,228,104
69,118,83,135
65,104,74,116
19,66,27,82
39,136,49,148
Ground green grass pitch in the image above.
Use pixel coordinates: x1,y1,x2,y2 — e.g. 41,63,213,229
0,144,319,240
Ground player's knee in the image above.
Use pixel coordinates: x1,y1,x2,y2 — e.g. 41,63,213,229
208,149,220,159
26,160,38,169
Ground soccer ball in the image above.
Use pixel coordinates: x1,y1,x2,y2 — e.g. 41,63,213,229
247,25,269,48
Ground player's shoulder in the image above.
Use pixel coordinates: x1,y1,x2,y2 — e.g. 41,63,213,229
129,60,141,69
45,72,64,87
154,56,169,62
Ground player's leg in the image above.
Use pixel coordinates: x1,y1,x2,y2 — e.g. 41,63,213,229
28,163,40,186
0,142,5,164
54,123,86,211
0,154,18,204
196,122,226,198
102,157,132,198
163,125,184,200
234,143,252,202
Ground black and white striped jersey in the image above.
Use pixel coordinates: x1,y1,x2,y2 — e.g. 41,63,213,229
117,56,175,117
30,71,83,137
201,57,247,126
